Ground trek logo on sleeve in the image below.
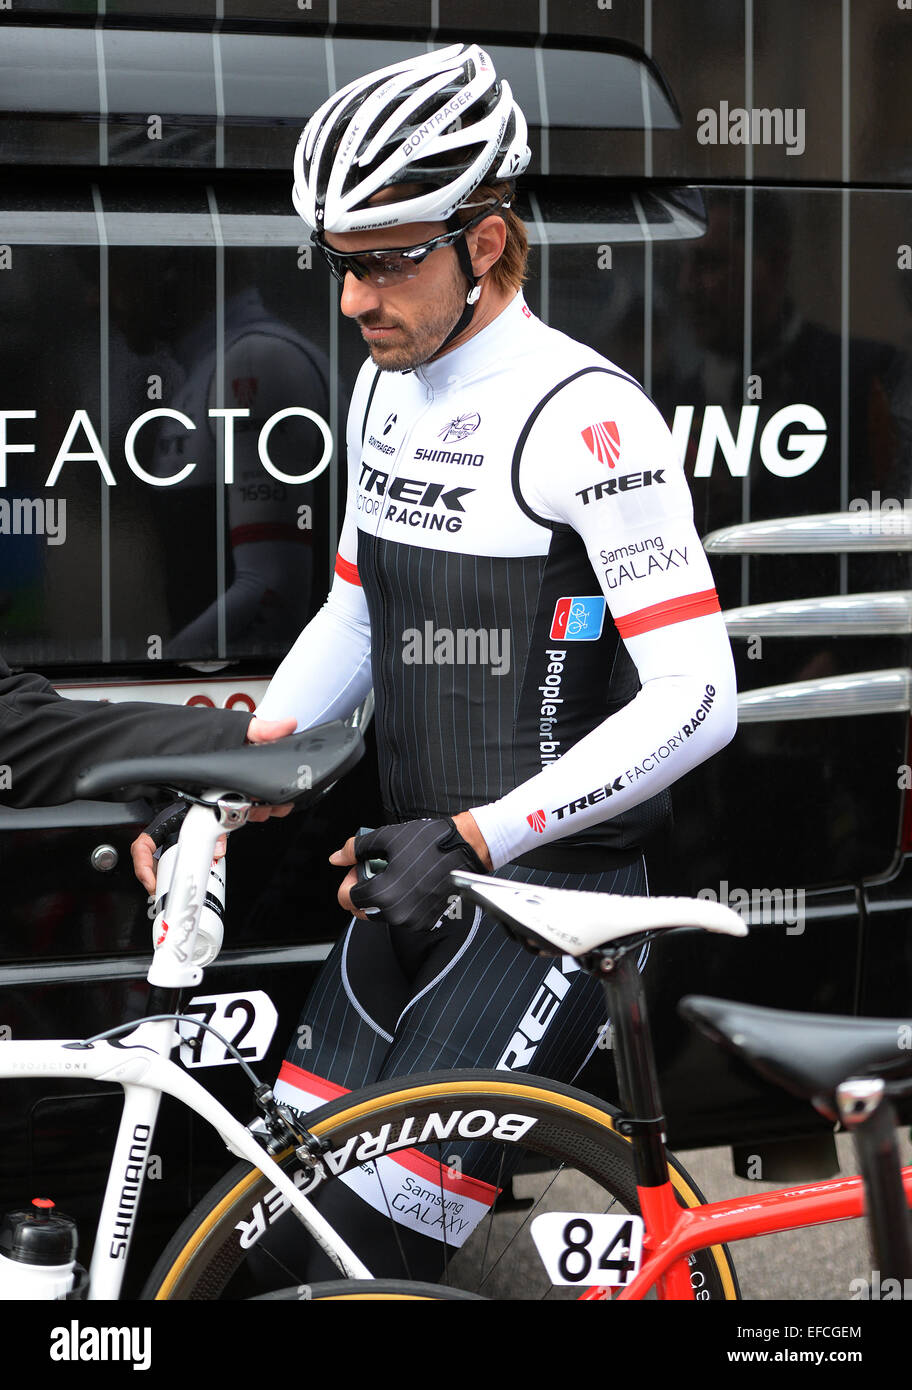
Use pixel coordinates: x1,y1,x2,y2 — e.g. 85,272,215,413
581,420,620,468
526,809,547,833
550,596,606,642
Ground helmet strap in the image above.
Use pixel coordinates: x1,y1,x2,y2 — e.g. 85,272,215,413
432,215,482,356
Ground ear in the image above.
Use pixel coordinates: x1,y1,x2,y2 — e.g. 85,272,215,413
467,215,507,278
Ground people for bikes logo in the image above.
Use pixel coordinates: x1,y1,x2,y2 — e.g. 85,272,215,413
439,411,481,443
581,419,620,468
550,596,606,642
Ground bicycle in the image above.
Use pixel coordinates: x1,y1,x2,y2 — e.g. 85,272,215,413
0,720,483,1301
9,724,908,1303
143,866,912,1301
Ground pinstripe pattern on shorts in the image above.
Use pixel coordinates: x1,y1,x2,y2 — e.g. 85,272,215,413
281,856,647,1098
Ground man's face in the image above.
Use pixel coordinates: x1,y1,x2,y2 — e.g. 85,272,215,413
327,219,468,372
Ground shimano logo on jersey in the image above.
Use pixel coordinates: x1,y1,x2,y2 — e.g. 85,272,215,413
368,433,396,456
413,447,483,467
358,461,474,533
575,470,666,505
537,648,567,767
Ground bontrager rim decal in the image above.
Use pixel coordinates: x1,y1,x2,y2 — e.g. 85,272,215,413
233,1107,538,1250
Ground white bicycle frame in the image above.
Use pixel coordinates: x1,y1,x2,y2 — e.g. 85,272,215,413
0,793,371,1299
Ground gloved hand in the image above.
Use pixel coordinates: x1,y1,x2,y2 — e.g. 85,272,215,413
346,817,487,932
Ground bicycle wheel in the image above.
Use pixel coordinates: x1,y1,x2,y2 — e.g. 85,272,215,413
141,1070,739,1301
249,1280,486,1300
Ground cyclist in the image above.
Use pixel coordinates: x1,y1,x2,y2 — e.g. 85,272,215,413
255,42,737,1276
0,648,294,811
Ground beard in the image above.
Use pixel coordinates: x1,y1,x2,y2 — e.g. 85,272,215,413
358,263,468,372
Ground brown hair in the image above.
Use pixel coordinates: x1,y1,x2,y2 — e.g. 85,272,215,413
458,182,529,294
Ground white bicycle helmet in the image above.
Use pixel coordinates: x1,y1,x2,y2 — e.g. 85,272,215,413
292,42,530,235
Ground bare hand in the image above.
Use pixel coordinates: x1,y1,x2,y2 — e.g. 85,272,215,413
328,836,365,919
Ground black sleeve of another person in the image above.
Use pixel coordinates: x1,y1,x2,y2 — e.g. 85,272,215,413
0,652,251,809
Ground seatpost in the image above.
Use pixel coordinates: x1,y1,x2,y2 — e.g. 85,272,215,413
836,1078,912,1285
595,939,669,1188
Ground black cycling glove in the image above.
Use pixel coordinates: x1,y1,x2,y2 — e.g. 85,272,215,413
143,798,188,851
348,817,487,932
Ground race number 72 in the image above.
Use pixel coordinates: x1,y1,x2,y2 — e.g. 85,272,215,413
178,990,278,1068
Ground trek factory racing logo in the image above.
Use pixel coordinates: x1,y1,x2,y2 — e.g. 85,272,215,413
581,419,620,468
357,461,474,532
533,684,717,828
550,596,606,641
576,471,666,505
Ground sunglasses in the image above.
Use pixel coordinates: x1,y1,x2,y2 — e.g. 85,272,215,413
313,198,509,288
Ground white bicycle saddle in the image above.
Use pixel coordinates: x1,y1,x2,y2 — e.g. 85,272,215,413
449,870,748,957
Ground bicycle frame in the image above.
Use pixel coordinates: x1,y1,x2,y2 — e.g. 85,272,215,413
0,794,371,1299
581,1167,912,1300
580,937,912,1301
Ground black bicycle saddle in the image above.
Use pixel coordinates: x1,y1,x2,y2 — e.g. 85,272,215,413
74,720,363,805
680,995,912,1119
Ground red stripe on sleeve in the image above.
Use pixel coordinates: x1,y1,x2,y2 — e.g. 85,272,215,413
614,588,721,638
334,553,361,586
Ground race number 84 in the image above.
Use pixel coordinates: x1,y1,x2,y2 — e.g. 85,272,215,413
530,1213,644,1286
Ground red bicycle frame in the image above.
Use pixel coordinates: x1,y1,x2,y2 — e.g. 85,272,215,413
579,937,912,1300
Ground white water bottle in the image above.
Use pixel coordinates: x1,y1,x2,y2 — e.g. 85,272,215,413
0,1199,78,1299
151,847,226,968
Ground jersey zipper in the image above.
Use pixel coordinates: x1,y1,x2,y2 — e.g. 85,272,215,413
367,375,437,817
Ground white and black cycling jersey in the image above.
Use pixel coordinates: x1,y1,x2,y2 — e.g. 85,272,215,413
258,291,736,870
